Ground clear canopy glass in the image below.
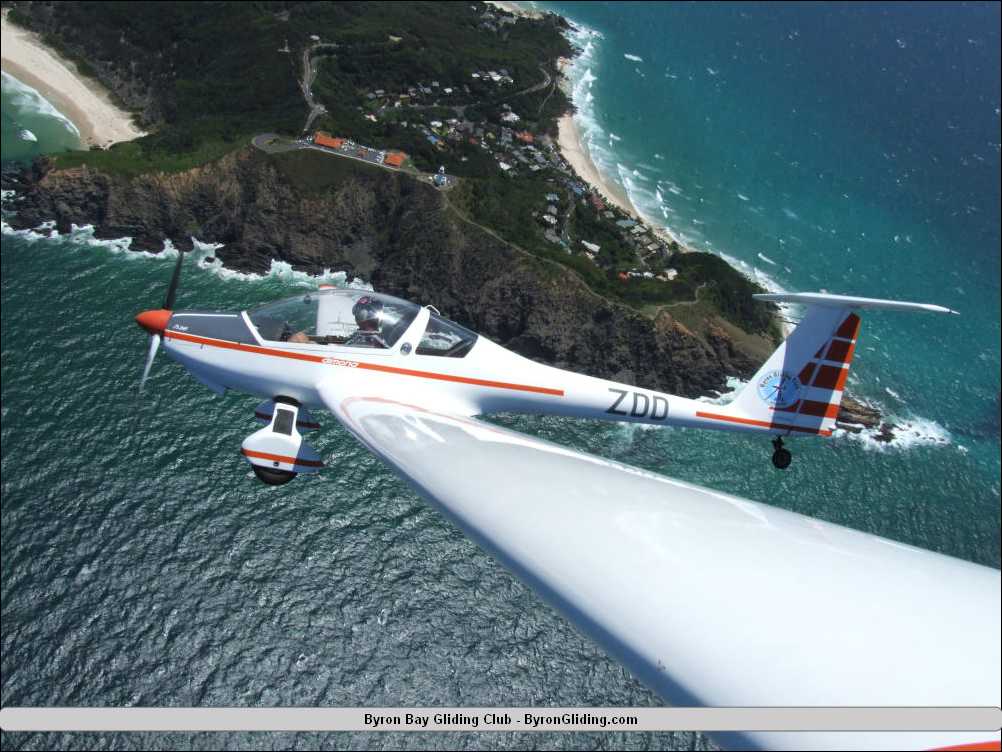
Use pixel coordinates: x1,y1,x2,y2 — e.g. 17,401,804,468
247,289,420,349
246,288,479,356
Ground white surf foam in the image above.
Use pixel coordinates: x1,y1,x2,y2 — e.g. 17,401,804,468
2,71,80,138
1,197,371,290
697,376,747,406
834,415,952,452
624,53,643,62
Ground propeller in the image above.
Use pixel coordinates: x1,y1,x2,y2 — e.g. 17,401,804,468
139,331,161,392
136,249,184,392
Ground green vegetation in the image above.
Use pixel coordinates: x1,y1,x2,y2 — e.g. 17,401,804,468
12,1,775,334
13,2,304,148
452,173,776,333
51,130,250,177
13,1,570,172
267,147,389,194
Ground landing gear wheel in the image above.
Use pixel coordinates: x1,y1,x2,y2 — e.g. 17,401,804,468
771,436,792,470
252,465,297,485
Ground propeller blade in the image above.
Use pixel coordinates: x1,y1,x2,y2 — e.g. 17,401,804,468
163,249,185,310
139,333,161,392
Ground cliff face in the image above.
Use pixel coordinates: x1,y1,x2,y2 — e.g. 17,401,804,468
4,149,761,398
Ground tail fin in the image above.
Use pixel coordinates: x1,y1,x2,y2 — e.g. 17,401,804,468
720,293,957,437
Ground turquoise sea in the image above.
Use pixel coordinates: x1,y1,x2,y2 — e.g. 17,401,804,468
2,3,999,750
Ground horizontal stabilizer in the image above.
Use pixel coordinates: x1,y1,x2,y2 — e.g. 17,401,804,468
753,292,959,315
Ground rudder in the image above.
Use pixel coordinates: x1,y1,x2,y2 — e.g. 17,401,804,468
724,305,862,436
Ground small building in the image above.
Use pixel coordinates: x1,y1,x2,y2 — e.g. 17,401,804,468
541,214,557,225
618,272,630,281
313,131,344,149
384,152,407,168
581,240,601,254
665,268,679,281
545,193,560,202
516,131,534,144
589,193,605,211
546,205,558,215
616,219,638,229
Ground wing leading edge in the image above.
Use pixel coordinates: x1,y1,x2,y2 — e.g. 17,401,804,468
318,374,1000,751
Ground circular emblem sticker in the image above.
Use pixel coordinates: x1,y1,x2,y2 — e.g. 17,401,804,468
756,370,802,409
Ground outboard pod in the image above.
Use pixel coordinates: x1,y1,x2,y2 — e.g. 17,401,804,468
241,399,324,485
253,399,320,431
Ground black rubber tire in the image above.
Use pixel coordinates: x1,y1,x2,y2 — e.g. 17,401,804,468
252,465,297,485
771,448,793,470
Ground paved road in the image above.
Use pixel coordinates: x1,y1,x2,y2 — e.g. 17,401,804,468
252,133,300,153
300,43,338,134
250,134,457,191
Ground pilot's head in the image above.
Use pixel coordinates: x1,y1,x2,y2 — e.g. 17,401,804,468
352,295,383,332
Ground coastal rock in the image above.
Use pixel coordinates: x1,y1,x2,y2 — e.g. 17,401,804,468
4,149,762,398
836,394,897,441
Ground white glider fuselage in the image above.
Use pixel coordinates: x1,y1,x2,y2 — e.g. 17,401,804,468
162,305,746,433
149,288,954,442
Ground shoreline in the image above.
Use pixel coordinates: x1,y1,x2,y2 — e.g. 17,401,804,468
484,1,543,20
556,113,638,220
1,10,145,148
554,28,692,253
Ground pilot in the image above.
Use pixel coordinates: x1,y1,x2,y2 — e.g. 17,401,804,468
345,295,388,348
279,321,311,344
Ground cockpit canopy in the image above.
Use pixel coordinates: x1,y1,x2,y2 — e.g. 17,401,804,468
246,288,478,357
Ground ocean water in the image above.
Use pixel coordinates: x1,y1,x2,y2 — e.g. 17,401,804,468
1,71,81,160
1,3,1000,749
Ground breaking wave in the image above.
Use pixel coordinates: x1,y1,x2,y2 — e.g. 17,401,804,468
1,71,79,137
1,195,371,291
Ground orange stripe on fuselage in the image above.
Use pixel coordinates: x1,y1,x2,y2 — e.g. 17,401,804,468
165,330,564,397
931,742,1001,751
241,448,325,468
695,410,832,436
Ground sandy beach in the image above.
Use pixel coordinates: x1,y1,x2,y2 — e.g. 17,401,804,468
557,113,636,218
557,112,688,250
1,10,144,148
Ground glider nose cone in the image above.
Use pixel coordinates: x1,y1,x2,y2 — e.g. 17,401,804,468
136,308,172,334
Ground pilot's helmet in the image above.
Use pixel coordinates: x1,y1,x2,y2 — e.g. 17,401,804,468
352,295,384,330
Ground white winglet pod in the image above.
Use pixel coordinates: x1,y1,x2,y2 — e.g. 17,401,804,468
241,401,323,485
253,399,320,432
